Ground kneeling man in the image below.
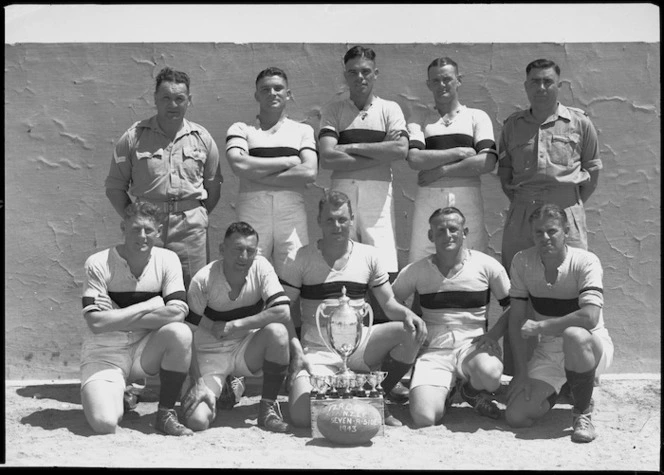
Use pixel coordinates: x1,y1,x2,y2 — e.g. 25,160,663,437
181,222,295,433
506,204,614,443
80,201,193,436
392,207,511,427
281,191,428,428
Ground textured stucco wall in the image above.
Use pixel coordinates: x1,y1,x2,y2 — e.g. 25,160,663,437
4,42,660,380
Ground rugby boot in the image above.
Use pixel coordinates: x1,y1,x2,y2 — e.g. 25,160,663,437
571,412,596,443
459,382,500,419
258,399,290,433
218,375,246,410
388,381,410,403
155,407,194,436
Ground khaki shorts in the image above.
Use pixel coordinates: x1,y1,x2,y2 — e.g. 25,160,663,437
80,330,154,390
194,328,261,397
409,326,498,390
528,327,614,393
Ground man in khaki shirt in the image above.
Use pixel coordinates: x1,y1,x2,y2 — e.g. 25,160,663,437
106,67,222,288
498,58,602,375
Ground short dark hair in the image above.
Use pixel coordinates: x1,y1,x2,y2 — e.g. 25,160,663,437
256,66,288,85
427,57,459,76
526,58,561,77
343,45,376,65
224,221,259,242
124,201,164,224
528,203,568,228
318,190,353,218
428,206,466,225
155,67,190,93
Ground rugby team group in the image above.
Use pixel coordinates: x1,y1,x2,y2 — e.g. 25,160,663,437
80,45,614,445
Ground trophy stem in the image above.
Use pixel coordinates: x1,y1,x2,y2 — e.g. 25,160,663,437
339,357,352,377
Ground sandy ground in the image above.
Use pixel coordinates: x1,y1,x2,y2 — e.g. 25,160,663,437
4,376,660,470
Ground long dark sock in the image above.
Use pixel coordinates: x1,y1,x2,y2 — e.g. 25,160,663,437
565,368,596,414
159,368,188,409
262,359,288,401
380,354,413,395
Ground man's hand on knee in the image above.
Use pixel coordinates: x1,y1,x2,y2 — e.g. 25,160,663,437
182,378,216,421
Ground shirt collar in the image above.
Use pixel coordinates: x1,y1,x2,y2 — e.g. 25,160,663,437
146,115,193,139
346,94,378,112
254,114,288,133
520,102,570,125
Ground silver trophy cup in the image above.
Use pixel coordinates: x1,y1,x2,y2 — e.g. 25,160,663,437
315,286,374,378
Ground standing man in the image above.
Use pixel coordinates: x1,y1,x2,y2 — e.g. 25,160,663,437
318,45,409,323
407,57,498,263
280,191,427,428
498,58,602,374
392,207,510,427
225,66,318,278
106,66,222,289
180,222,295,434
80,201,193,436
506,204,614,443
498,58,601,270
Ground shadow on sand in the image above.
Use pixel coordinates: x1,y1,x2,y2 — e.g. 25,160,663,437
16,384,81,405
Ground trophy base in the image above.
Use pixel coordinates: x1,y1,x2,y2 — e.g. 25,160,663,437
310,395,385,439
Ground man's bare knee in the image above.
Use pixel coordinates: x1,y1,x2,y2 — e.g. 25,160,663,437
411,412,437,428
87,414,120,434
185,414,211,432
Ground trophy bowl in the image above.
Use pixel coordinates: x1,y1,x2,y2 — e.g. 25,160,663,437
316,286,373,378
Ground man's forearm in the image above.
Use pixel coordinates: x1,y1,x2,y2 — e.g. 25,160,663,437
381,298,411,322
407,147,471,170
342,140,407,163
537,306,600,336
229,152,300,179
508,309,529,376
253,164,316,188
498,173,515,201
232,306,290,333
204,180,221,213
320,148,377,171
436,153,497,177
106,188,132,218
486,306,510,340
133,301,188,330
84,298,161,334
579,170,600,202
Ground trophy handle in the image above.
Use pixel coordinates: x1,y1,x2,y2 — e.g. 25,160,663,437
359,302,374,346
315,303,337,355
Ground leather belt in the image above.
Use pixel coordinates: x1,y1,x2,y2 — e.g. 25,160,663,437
512,185,581,208
140,198,203,214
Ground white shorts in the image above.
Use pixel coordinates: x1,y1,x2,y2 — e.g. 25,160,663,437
296,326,374,379
528,327,614,393
331,179,398,273
409,185,488,264
80,330,153,390
409,326,493,390
236,190,309,277
194,328,262,397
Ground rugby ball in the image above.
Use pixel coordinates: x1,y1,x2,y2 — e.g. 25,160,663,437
317,400,382,445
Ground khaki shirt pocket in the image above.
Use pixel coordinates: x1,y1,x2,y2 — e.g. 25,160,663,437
182,146,207,182
134,148,166,177
549,133,580,167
